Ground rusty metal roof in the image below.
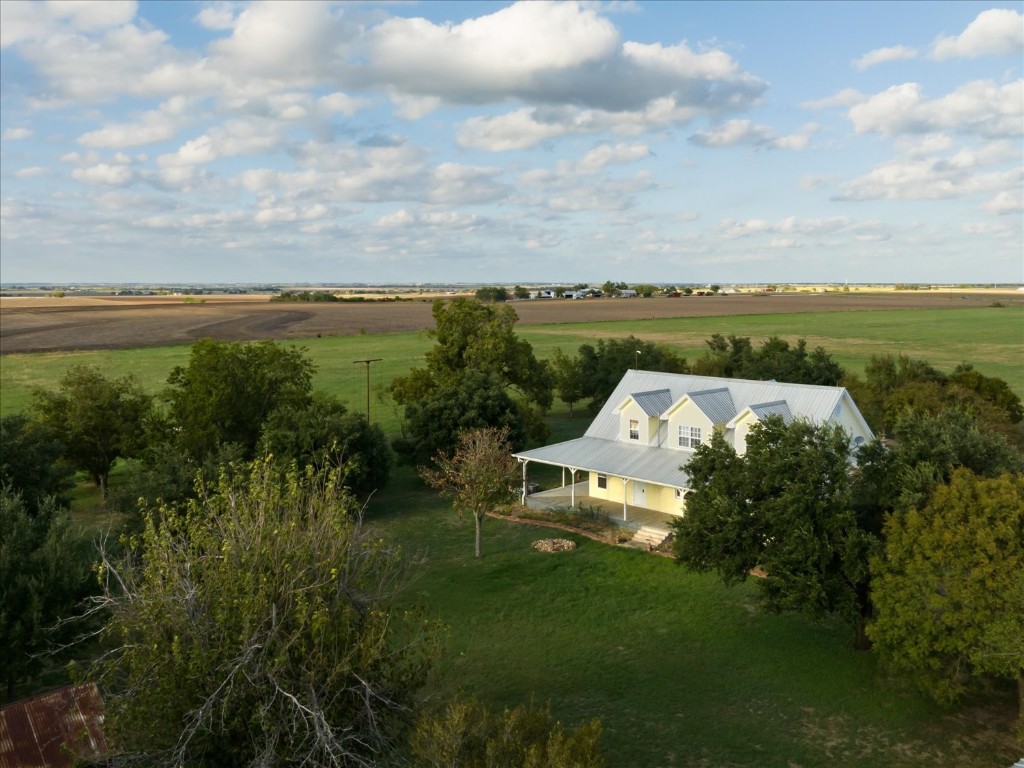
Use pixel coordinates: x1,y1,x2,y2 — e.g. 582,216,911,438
0,683,107,768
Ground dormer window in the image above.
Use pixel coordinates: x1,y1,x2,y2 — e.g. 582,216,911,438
629,419,640,441
678,425,702,449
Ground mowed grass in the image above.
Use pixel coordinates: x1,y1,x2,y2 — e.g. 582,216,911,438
369,465,1019,767
1,306,1021,420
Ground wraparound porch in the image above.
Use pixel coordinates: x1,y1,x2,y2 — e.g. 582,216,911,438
522,482,676,535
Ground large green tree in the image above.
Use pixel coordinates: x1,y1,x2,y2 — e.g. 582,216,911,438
165,338,315,460
549,348,585,418
420,426,520,559
0,413,74,513
672,418,876,648
1,490,92,701
869,470,1024,718
391,298,552,410
89,461,440,767
576,336,689,412
692,334,845,385
260,392,392,498
33,365,153,499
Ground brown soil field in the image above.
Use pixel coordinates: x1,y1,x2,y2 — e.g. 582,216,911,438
1,291,1020,354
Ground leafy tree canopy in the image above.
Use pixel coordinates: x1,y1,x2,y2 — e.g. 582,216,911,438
33,365,153,499
394,371,531,467
391,299,553,411
673,417,876,648
410,697,605,768
1,490,93,701
165,338,315,460
869,470,1024,714
0,413,74,514
692,334,845,386
475,286,509,303
89,461,441,767
549,348,586,418
576,336,689,412
261,392,392,499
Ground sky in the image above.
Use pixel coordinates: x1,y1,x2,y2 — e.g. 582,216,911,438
1,1,1022,285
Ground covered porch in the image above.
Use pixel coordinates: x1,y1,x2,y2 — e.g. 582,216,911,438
522,481,677,535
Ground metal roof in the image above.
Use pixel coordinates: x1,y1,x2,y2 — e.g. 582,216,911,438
631,388,674,417
0,684,107,768
688,388,737,425
586,371,871,441
515,437,692,488
749,400,794,424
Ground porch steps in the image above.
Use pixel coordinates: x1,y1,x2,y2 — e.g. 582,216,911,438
630,525,671,549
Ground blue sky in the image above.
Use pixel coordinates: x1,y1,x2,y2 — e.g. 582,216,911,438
1,1,1021,285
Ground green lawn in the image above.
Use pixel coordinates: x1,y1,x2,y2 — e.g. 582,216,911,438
368,463,1020,767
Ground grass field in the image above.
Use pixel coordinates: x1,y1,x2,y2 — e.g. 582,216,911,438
368,465,1019,767
2,306,1021,423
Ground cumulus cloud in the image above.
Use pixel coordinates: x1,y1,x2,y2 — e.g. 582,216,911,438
78,97,191,148
577,142,650,173
689,119,814,150
14,166,47,178
71,163,135,186
837,154,1022,203
930,8,1024,60
852,45,917,70
848,79,1023,138
802,88,865,110
719,216,857,240
2,127,32,140
1,0,137,48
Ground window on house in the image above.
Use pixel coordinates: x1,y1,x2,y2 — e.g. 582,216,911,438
674,488,685,499
629,419,639,441
597,474,607,489
678,425,702,449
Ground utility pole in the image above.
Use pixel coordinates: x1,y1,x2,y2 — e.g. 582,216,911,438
353,358,383,422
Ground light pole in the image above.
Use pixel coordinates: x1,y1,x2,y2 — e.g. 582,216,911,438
635,350,641,370
353,358,382,422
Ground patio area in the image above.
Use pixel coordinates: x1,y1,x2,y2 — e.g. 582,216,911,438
522,482,676,535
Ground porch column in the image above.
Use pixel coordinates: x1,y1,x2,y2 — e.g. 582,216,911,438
520,459,529,506
570,468,577,506
561,466,566,488
622,478,628,521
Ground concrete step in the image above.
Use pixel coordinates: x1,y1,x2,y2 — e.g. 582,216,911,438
631,525,671,548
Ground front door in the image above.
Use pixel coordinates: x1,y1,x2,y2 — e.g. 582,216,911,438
632,481,647,508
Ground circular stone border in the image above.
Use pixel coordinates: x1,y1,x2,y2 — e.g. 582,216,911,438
532,538,577,553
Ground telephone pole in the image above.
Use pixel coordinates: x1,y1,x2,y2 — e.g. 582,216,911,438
353,358,383,422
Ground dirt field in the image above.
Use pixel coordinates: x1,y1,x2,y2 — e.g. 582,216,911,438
2,291,1020,354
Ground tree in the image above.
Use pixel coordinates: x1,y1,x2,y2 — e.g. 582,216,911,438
869,470,1024,717
1,490,92,701
88,461,441,767
33,365,153,499
692,334,845,385
549,348,585,418
576,336,689,412
410,697,605,768
391,299,552,411
165,338,315,460
475,286,509,303
394,371,530,468
513,285,531,300
600,281,620,297
0,412,74,513
420,426,520,559
672,418,876,648
260,392,392,498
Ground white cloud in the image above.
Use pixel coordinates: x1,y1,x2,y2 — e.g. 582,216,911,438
981,188,1023,216
719,216,856,240
577,142,650,172
852,45,917,71
78,98,190,148
802,88,865,110
930,8,1024,60
158,120,284,167
195,2,239,31
2,127,32,140
848,79,1023,138
689,119,813,150
428,163,508,205
1,0,137,48
838,154,1022,203
14,166,47,178
71,163,134,186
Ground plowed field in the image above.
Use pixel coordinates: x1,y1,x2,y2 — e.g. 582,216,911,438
2,291,1018,354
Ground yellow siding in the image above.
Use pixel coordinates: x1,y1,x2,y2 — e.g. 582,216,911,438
666,399,714,452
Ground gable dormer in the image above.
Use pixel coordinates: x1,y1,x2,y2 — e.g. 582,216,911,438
664,389,732,451
727,400,793,454
615,389,672,445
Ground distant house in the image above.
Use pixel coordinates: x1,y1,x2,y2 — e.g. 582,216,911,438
513,370,873,519
0,684,108,768
618,289,637,298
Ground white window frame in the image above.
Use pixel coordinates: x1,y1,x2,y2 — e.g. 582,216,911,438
597,474,608,489
628,419,640,441
677,425,702,449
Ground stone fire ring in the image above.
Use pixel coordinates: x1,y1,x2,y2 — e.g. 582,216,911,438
532,538,576,553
